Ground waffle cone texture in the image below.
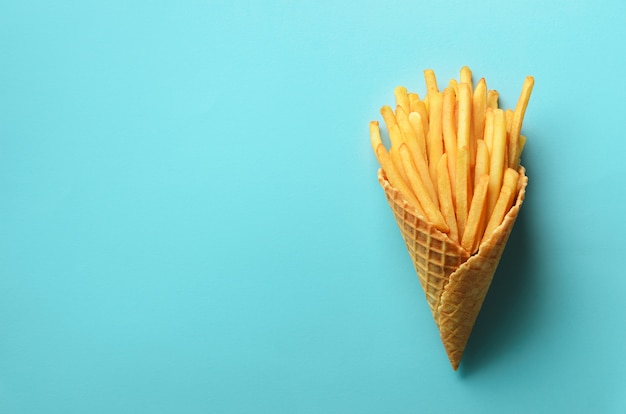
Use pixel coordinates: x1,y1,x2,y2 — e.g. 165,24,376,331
378,167,528,370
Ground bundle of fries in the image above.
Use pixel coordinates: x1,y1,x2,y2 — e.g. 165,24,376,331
370,67,534,370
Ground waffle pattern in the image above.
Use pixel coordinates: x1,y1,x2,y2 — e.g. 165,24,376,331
378,167,528,370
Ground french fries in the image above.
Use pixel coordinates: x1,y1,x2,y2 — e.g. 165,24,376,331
399,144,448,231
394,86,410,116
442,87,457,198
437,154,458,243
509,76,534,168
371,68,534,254
427,91,444,185
472,78,487,150
488,109,507,217
462,174,489,253
370,122,425,218
455,146,470,239
482,168,519,242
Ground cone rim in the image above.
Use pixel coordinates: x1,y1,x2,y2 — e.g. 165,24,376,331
377,166,527,258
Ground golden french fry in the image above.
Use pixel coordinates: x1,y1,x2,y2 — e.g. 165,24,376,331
455,146,470,240
470,144,490,253
369,121,383,154
395,105,417,145
483,168,519,241
387,120,405,150
519,134,527,157
505,109,513,134
473,78,487,146
457,83,471,150
413,99,429,137
474,140,489,189
408,93,420,113
448,78,459,98
397,106,438,206
380,105,398,134
487,90,499,109
374,143,424,216
462,174,489,253
399,144,448,232
501,167,520,193
482,186,512,243
405,112,438,207
483,107,495,156
437,154,459,243
408,112,428,162
457,82,475,169
428,91,444,184
509,76,534,168
442,87,458,199
424,69,439,97
394,86,410,116
388,124,409,183
460,66,473,91
400,112,437,207
487,109,506,217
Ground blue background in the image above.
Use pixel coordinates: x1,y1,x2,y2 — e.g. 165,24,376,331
1,1,625,413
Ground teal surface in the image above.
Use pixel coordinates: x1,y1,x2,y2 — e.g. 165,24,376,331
1,1,625,413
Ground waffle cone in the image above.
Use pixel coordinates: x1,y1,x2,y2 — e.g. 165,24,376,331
378,167,528,370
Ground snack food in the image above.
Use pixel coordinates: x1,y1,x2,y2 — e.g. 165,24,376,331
370,67,534,370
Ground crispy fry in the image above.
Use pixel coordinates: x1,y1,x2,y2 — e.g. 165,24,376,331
487,109,507,217
413,99,429,137
442,87,457,199
395,105,417,146
460,66,473,90
408,112,428,162
424,69,439,97
387,120,405,149
509,76,534,168
397,106,438,206
483,107,495,156
457,83,476,184
437,154,459,243
457,83,471,150
374,143,424,217
388,124,409,183
394,86,410,116
427,91,444,183
483,168,519,241
370,121,409,202
462,174,489,253
369,121,383,153
399,144,448,232
448,78,459,98
404,113,439,210
474,140,489,189
473,78,487,146
455,146,470,240
487,90,499,109
380,105,398,134
408,93,420,114
505,109,513,134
